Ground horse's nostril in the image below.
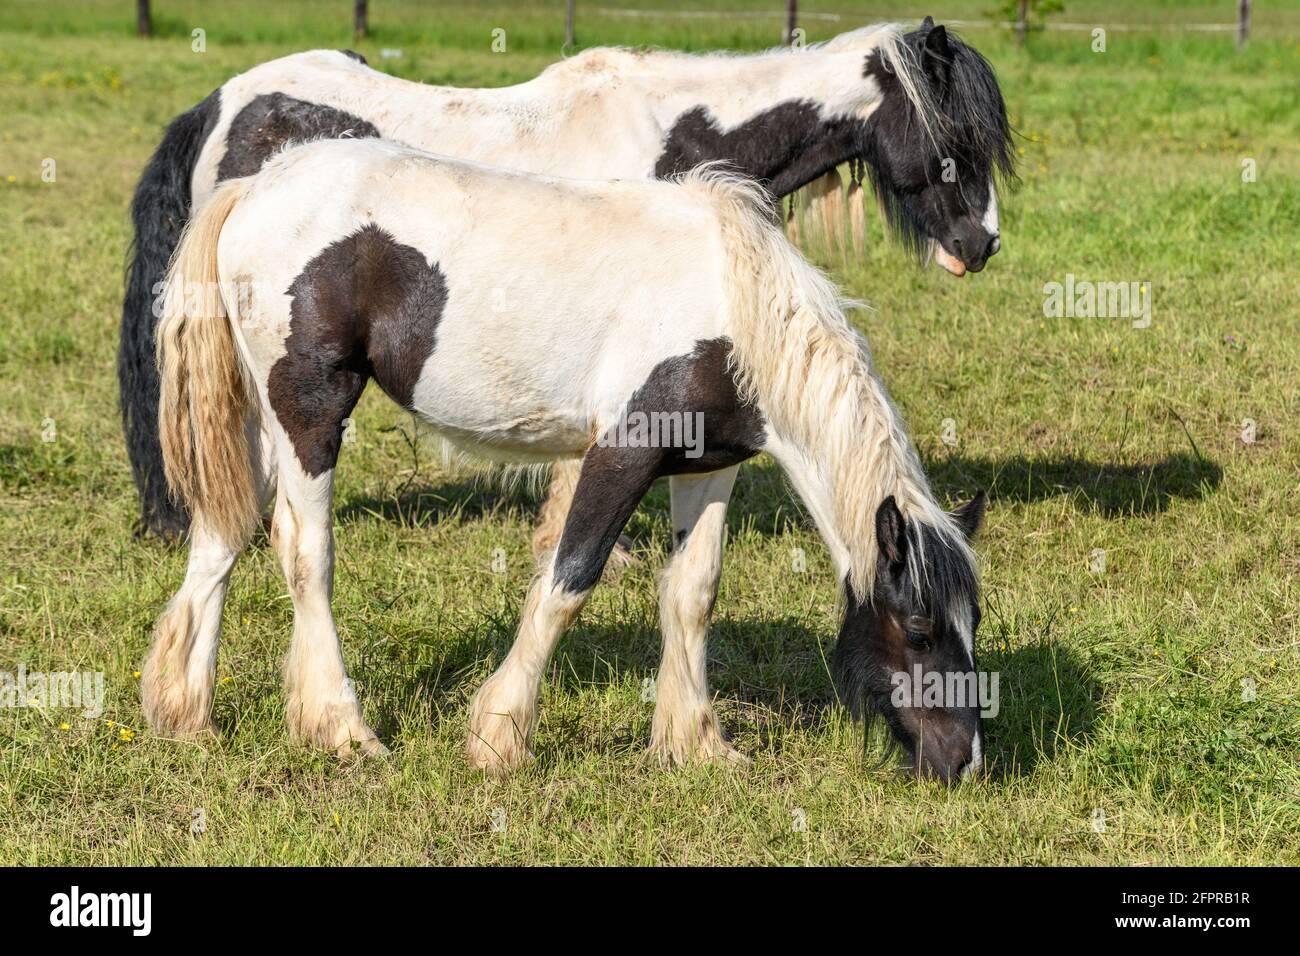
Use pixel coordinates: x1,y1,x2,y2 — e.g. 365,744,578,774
987,235,1001,257
951,237,963,253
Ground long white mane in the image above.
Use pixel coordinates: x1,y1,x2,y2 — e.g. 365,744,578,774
679,166,970,599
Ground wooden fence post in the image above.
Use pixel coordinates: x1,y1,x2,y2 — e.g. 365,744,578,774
354,0,368,41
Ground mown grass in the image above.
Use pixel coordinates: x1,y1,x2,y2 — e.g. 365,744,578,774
0,1,1297,865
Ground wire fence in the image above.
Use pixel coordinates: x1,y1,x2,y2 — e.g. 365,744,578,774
592,9,1242,33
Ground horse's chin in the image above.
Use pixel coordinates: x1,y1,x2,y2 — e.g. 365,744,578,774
932,243,967,277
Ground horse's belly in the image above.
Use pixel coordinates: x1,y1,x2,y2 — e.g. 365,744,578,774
406,352,594,462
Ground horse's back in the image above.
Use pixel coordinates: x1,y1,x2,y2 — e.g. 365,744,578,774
191,47,654,209
221,141,732,462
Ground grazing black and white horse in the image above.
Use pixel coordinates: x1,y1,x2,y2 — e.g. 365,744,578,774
146,140,988,781
121,18,1014,546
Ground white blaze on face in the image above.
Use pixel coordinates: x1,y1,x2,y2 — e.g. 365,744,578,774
963,728,983,779
950,601,983,780
934,178,999,277
949,604,976,665
980,178,1000,235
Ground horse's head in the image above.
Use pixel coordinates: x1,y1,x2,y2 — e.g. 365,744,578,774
833,493,987,782
860,17,1015,276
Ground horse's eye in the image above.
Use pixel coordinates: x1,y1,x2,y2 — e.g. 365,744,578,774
905,631,931,651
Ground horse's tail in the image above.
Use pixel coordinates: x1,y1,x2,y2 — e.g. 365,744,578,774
119,91,220,543
156,177,260,549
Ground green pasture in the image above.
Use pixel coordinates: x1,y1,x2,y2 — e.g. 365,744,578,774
0,1,1296,864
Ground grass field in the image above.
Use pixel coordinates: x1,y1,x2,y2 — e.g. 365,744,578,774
0,1,1297,865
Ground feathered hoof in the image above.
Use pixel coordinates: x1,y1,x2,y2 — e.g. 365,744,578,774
337,735,390,760
286,696,385,759
466,726,535,778
648,709,750,768
140,667,216,739
466,674,536,777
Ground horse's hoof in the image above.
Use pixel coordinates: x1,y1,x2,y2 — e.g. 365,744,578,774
466,732,534,778
648,706,749,768
338,736,390,760
603,534,637,574
710,745,752,768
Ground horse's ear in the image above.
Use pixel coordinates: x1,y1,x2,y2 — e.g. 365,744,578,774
921,24,952,86
876,496,908,566
921,15,936,31
953,491,987,540
924,24,951,58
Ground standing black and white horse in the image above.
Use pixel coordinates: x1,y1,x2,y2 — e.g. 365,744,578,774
147,140,988,781
121,18,1014,546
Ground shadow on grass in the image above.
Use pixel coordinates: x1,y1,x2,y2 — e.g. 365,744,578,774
334,477,540,528
331,449,1221,547
978,640,1099,779
355,610,1097,781
927,450,1222,517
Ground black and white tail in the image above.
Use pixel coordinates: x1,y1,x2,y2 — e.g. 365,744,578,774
118,90,220,542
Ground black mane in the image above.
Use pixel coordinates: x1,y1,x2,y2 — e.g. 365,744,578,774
931,32,1017,183
830,521,980,763
864,27,1018,257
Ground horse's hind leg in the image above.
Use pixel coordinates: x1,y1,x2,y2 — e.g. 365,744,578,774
530,459,579,561
272,437,385,758
141,524,241,737
470,445,660,775
142,421,274,737
650,467,747,766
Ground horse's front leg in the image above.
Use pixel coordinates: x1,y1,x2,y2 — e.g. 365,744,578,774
468,444,660,776
532,458,637,571
650,467,748,766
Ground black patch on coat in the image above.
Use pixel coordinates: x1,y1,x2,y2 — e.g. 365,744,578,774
654,23,1015,262
337,49,368,64
216,92,380,182
623,336,766,477
552,338,765,594
654,100,868,197
118,87,222,542
268,224,447,477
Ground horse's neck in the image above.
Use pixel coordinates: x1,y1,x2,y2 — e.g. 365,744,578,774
641,48,879,193
766,391,943,599
376,48,878,188
653,49,870,121
737,281,939,597
762,432,855,583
